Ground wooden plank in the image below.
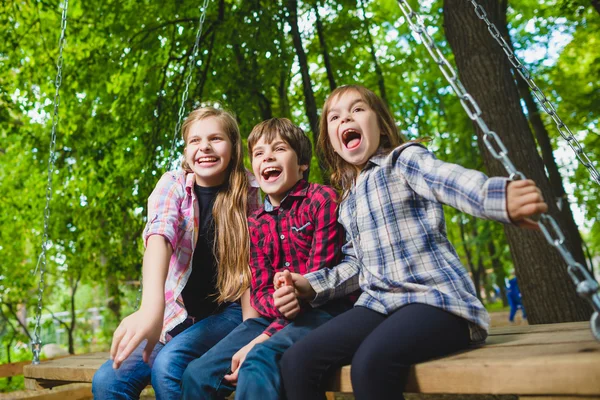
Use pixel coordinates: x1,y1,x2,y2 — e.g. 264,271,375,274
24,378,45,391
520,397,600,400
20,322,600,397
0,356,69,378
0,360,31,379
0,383,92,399
485,329,594,348
23,352,108,383
331,340,600,395
489,321,588,335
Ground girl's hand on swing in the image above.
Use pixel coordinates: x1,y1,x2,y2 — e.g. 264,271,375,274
110,307,163,369
273,270,301,319
506,179,548,230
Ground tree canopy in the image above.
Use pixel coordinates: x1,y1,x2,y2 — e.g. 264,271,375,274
1,0,598,390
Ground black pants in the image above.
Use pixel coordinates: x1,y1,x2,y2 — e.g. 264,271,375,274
280,304,471,400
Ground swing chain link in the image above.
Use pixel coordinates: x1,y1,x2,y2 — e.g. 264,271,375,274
167,0,211,168
32,0,69,365
137,0,211,307
465,0,600,186
396,0,600,340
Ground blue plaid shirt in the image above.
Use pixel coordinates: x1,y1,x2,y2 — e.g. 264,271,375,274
305,143,511,343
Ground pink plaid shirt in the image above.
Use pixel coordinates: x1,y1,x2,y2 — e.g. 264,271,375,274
143,169,261,343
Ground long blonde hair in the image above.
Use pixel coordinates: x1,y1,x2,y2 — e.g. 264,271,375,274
181,107,251,303
318,85,404,196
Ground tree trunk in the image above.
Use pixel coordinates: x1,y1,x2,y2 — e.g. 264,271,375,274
358,0,388,105
286,0,319,140
444,0,591,323
103,254,122,321
278,66,292,118
232,38,273,121
67,275,81,355
277,7,292,118
313,0,337,91
496,14,589,275
592,0,600,15
488,239,508,307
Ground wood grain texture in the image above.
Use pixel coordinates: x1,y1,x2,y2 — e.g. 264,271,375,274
21,322,600,396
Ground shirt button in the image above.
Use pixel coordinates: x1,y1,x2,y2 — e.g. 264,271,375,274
285,262,290,267
280,234,285,240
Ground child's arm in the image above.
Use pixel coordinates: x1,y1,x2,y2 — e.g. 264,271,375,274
266,187,344,328
241,288,261,320
275,235,361,308
110,235,171,368
223,333,270,385
111,172,182,368
394,145,546,224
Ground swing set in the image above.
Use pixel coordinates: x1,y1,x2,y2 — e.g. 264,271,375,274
7,0,600,398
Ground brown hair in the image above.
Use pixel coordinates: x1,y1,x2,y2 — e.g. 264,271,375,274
181,107,251,302
317,85,409,195
248,118,312,180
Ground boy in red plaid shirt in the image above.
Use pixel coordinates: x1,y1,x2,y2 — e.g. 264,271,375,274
182,118,351,400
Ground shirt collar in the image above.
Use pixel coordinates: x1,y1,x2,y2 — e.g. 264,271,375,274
365,147,388,169
262,179,309,213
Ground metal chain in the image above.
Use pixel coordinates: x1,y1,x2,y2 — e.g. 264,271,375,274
465,0,600,186
396,0,600,341
137,0,212,307
167,0,211,168
32,0,69,365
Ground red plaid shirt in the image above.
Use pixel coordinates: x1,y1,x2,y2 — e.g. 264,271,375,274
248,180,344,336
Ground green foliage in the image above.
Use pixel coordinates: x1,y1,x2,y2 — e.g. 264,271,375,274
0,2,597,389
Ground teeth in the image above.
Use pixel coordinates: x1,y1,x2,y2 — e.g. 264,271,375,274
263,167,281,173
197,157,217,163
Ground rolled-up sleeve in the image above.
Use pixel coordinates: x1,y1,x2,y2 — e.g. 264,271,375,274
143,172,183,250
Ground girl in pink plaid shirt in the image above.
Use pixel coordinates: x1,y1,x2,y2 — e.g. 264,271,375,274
93,107,261,400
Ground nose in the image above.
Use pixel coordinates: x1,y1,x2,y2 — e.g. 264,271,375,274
263,148,275,162
340,112,353,124
200,139,212,152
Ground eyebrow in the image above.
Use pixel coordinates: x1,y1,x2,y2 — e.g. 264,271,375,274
328,98,365,115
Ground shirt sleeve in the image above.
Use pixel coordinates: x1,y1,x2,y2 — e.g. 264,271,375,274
248,223,282,314
142,172,184,250
305,188,345,273
263,317,289,337
393,144,511,223
306,231,361,308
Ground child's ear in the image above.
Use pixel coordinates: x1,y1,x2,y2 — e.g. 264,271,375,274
300,164,309,172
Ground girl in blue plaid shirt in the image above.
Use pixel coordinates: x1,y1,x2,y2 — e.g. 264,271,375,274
273,85,547,400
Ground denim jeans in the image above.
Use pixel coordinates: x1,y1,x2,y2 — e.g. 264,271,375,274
92,303,242,400
181,301,349,400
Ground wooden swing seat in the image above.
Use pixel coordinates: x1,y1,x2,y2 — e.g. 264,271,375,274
21,321,600,399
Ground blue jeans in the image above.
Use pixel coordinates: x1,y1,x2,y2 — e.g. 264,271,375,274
92,303,242,400
181,302,348,400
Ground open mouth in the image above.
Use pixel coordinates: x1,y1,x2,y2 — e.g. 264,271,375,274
196,156,218,165
261,167,282,182
342,129,362,150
